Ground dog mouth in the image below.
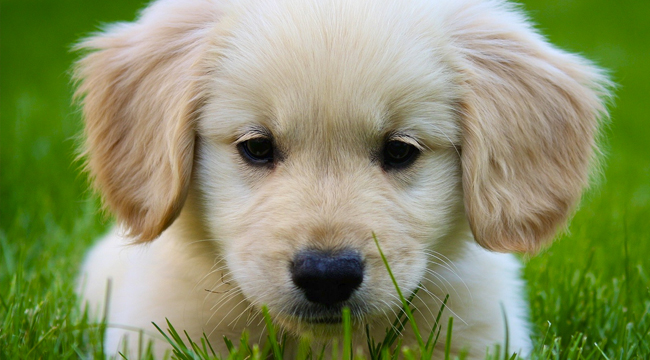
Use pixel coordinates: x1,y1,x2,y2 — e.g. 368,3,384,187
283,301,369,326
303,316,343,324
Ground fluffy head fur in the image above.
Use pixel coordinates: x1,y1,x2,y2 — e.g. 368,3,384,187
75,0,609,357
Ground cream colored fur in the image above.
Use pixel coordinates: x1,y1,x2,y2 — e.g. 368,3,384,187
75,0,610,358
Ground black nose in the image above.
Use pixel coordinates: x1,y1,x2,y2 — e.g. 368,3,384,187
291,250,364,306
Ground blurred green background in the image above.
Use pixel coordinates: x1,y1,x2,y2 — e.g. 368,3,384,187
1,0,649,358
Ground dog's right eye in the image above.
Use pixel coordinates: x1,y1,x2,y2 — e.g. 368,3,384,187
382,140,419,170
238,138,274,165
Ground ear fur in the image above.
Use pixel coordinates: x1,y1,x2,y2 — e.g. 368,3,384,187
448,1,611,253
74,0,218,241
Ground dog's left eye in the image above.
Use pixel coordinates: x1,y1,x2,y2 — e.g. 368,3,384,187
383,140,419,169
239,138,274,164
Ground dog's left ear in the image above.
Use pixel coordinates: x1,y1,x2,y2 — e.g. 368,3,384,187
448,3,611,253
74,0,219,241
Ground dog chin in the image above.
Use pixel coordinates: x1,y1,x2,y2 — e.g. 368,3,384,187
276,317,355,339
271,301,371,335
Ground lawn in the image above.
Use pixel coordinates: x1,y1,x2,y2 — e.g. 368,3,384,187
1,0,648,359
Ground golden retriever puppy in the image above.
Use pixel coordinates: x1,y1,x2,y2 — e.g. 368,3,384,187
75,0,610,358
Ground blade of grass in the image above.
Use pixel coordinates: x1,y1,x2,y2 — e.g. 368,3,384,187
152,320,186,357
372,234,424,351
223,336,235,353
203,333,217,358
594,343,611,360
240,331,255,357
297,336,312,360
343,307,352,360
424,294,449,355
331,338,339,359
262,306,282,360
500,303,509,360
317,343,327,360
367,287,421,359
444,317,453,360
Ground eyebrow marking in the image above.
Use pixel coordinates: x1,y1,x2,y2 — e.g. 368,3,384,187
235,126,271,143
389,132,427,152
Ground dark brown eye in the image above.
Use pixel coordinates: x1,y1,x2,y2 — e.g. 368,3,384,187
239,138,274,164
383,140,419,169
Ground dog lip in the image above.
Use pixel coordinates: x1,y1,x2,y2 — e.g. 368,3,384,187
286,300,368,325
303,316,343,324
287,305,344,321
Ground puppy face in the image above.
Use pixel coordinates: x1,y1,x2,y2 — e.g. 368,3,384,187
75,0,609,337
195,0,465,332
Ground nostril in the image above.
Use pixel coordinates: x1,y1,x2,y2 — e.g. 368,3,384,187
291,249,364,306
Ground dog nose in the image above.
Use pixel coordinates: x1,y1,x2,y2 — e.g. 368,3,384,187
291,250,364,306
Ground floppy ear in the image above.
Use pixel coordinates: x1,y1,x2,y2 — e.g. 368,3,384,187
74,0,219,241
448,2,611,253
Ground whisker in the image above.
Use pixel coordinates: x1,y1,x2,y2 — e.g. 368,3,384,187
213,296,252,332
423,268,461,299
415,283,468,326
423,250,472,300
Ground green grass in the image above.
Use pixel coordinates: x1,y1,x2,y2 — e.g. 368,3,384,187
1,0,649,358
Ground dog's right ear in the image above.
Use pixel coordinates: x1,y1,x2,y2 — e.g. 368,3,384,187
74,0,219,242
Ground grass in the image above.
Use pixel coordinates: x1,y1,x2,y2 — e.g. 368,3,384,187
1,0,649,358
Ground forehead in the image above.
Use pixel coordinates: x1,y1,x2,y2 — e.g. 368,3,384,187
200,0,461,148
